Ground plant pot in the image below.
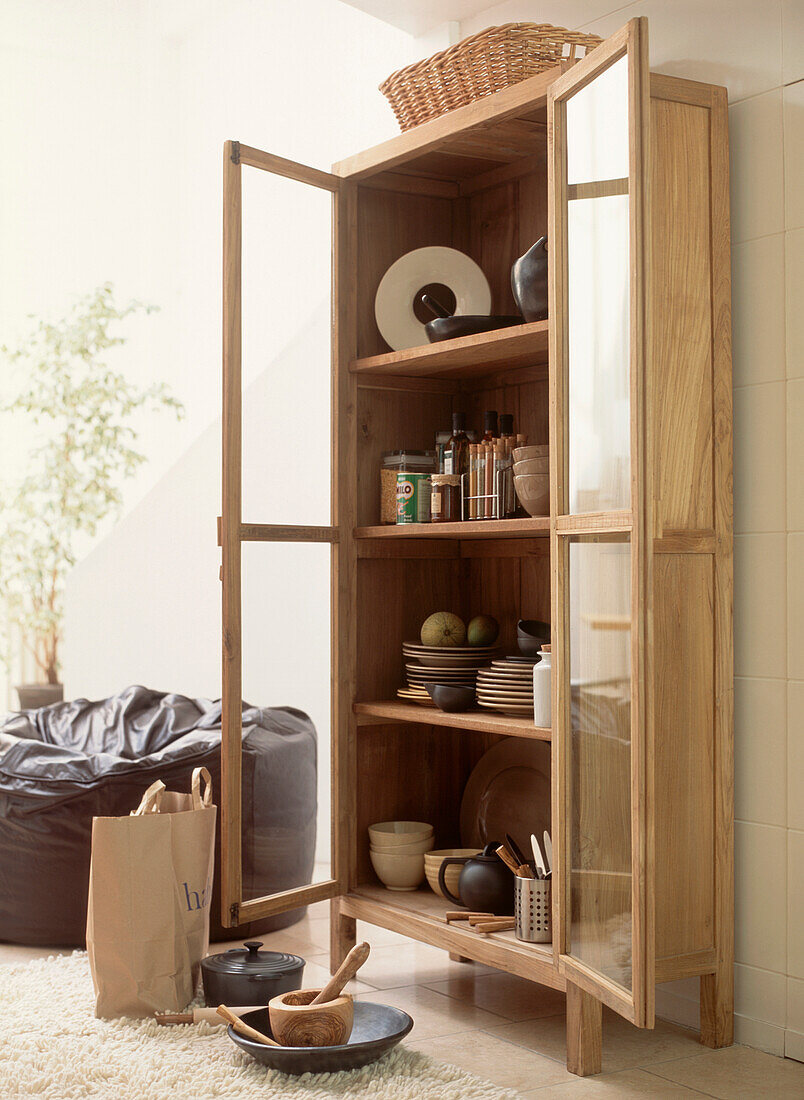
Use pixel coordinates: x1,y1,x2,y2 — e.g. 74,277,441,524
15,683,64,710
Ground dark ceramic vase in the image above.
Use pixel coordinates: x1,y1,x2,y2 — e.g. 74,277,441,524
511,236,548,322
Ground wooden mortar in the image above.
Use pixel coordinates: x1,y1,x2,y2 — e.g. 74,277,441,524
268,988,354,1047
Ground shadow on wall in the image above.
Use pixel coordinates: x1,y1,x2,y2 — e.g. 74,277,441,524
63,299,332,855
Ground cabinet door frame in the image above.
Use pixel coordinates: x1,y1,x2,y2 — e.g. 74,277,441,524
548,18,655,1027
220,139,355,928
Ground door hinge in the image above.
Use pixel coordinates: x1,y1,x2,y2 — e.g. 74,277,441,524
231,141,240,165
229,901,240,925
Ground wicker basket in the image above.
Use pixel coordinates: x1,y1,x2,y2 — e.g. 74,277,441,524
380,23,602,131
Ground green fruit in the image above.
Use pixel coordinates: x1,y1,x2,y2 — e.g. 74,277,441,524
420,612,466,647
467,615,499,646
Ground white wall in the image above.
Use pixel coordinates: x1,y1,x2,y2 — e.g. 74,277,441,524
53,0,415,868
456,0,804,1062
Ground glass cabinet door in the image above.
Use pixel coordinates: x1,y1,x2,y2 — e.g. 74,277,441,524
220,140,348,929
548,19,653,1027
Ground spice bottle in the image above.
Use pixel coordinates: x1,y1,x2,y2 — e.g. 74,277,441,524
444,412,469,478
482,410,498,442
431,474,462,523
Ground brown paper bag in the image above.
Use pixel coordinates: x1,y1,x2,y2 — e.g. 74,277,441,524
86,766,217,1018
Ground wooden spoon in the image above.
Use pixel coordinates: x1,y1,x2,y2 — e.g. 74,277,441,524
310,942,371,1006
216,1003,280,1047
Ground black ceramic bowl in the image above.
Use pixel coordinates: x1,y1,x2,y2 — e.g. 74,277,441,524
516,619,550,657
425,683,475,713
226,1002,413,1074
425,315,522,343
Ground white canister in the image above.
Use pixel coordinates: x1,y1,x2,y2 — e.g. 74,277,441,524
532,645,551,727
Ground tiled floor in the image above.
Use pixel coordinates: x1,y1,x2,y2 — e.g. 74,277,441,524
4,905,803,1099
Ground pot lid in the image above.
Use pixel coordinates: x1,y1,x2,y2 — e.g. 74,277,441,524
201,941,305,976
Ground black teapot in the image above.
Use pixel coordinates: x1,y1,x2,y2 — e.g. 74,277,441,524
437,842,515,915
511,236,548,322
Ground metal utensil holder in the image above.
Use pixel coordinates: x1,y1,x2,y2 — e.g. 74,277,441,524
515,873,552,943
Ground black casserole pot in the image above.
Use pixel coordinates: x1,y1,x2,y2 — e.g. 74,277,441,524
201,941,305,1007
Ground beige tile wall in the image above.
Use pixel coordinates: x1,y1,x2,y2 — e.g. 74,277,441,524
459,0,803,1062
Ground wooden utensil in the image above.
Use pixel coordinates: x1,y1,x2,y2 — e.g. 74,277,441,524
496,843,520,876
445,911,493,923
312,942,370,1005
475,918,516,933
216,1004,280,1047
505,832,530,868
157,1005,260,1025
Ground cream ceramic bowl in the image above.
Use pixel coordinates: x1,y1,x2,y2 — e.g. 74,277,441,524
370,848,426,891
424,848,479,900
514,457,549,475
512,445,549,463
514,473,550,517
371,836,435,856
368,821,433,848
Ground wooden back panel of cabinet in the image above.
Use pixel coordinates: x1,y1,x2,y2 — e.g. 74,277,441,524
648,76,733,979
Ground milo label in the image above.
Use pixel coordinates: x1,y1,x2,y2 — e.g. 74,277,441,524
396,472,431,524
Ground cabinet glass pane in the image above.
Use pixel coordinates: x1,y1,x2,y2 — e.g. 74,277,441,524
241,541,331,895
241,166,332,527
567,194,630,513
568,535,632,990
566,54,628,184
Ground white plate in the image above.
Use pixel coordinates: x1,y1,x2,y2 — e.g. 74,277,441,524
375,247,491,351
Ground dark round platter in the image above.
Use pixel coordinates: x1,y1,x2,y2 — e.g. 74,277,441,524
226,1002,413,1075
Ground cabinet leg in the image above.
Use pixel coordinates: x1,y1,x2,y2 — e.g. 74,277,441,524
449,953,473,964
329,898,356,975
700,970,734,1048
566,982,602,1076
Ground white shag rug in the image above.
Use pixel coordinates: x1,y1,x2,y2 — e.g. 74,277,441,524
0,952,518,1099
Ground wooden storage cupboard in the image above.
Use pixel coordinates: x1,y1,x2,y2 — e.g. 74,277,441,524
218,18,733,1076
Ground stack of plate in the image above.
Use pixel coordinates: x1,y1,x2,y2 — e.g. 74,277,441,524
396,684,436,706
398,641,499,705
476,657,537,716
402,641,499,670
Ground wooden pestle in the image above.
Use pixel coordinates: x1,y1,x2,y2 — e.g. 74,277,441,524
216,1004,280,1047
310,942,371,1006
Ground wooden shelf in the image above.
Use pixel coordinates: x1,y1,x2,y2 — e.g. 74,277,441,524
342,884,561,988
355,517,549,540
354,700,550,740
350,320,549,380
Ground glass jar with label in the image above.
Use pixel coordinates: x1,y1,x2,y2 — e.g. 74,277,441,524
430,473,462,523
380,451,435,524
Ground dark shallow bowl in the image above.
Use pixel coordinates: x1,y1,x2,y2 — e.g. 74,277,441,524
516,619,550,658
226,1002,413,1075
425,315,522,343
425,683,475,713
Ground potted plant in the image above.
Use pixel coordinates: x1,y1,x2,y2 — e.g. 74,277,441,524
1,284,183,710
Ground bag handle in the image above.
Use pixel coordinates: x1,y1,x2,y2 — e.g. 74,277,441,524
132,780,166,816
191,767,213,810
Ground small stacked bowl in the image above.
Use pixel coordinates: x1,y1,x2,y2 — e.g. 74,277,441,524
513,444,549,517
369,821,433,891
